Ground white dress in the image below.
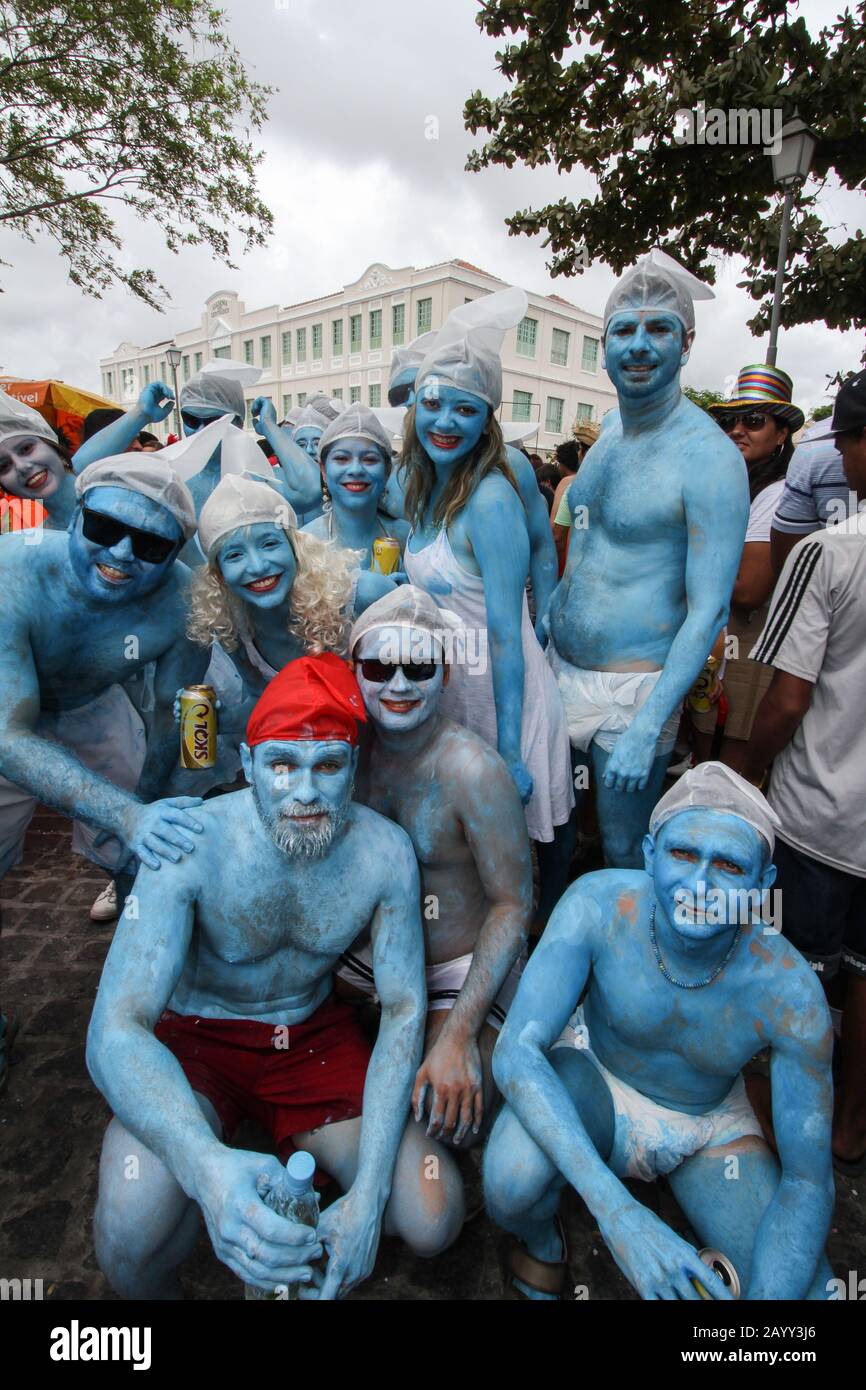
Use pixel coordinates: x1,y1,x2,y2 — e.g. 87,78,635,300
404,528,574,842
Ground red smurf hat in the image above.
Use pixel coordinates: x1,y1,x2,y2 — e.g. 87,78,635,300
246,653,367,749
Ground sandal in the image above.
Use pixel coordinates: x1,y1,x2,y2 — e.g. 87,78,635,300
501,1215,569,1300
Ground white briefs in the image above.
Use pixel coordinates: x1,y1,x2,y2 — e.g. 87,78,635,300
336,943,525,1033
553,1005,763,1181
546,641,681,757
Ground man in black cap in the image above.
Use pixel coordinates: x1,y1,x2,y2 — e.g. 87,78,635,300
744,368,866,1177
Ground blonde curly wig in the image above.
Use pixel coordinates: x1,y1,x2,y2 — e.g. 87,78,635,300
188,526,357,656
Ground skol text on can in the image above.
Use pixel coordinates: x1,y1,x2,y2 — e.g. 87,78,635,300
180,686,217,769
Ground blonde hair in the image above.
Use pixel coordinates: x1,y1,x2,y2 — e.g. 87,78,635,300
188,527,356,656
401,405,519,531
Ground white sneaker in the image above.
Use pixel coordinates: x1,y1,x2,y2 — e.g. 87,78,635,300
89,881,118,922
666,749,695,779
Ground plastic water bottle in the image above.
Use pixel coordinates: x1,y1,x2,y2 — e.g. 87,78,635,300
244,1150,319,1301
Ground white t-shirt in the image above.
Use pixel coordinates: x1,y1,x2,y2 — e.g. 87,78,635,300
750,514,866,875
745,478,785,544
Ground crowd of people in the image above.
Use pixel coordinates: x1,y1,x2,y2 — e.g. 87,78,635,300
0,249,863,1302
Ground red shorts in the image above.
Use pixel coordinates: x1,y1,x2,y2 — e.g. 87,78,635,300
154,995,370,1163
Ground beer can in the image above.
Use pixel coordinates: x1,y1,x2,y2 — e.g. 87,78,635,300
687,655,721,713
371,536,401,575
692,1247,741,1300
179,685,217,769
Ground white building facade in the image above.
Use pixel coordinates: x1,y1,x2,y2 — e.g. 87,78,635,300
100,259,616,451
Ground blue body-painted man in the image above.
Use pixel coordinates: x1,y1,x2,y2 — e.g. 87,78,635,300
0,458,209,879
546,251,749,869
484,763,835,1300
302,406,410,568
0,391,78,529
87,656,452,1299
338,589,531,1224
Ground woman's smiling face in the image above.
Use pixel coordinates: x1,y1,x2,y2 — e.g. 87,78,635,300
216,522,297,610
0,435,67,500
414,384,489,467
324,438,389,511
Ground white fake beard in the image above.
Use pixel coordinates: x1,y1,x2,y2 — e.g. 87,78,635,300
252,787,351,861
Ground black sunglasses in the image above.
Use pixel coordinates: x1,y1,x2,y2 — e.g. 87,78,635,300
81,507,177,564
181,410,212,431
359,658,440,683
716,411,773,433
388,383,413,407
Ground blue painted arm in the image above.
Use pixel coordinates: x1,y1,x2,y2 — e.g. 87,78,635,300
252,397,321,509
86,860,322,1291
73,383,175,474
134,631,210,804
604,448,749,792
506,446,558,634
466,478,532,803
749,978,834,1298
315,825,426,1299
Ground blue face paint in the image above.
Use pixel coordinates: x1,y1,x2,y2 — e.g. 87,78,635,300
355,627,444,734
293,427,323,461
216,523,297,612
602,310,688,401
324,439,389,514
0,436,67,501
648,810,770,941
243,738,357,859
68,486,182,604
414,384,489,469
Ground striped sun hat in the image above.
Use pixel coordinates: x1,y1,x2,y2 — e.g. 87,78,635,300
711,364,804,432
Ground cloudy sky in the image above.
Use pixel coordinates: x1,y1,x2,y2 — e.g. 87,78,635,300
1,0,860,414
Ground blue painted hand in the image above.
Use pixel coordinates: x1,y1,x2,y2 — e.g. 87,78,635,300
138,381,175,423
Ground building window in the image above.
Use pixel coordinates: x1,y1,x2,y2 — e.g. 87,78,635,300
160,360,167,381
333,387,343,400
512,390,533,422
516,317,538,357
349,385,361,404
260,336,272,370
282,393,292,417
243,339,254,365
143,364,151,386
369,309,382,349
296,328,307,363
581,336,599,373
332,320,343,353
392,304,405,345
576,401,595,423
349,314,362,352
369,383,381,407
297,392,307,407
194,352,203,371
182,355,190,381
545,397,565,433
121,367,135,397
245,399,254,427
311,324,323,360
281,331,292,366
213,346,230,360
417,298,432,333
104,372,113,396
551,328,570,367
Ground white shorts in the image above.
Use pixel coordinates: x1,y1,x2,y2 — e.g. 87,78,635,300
547,642,681,757
336,944,525,1033
553,1006,763,1181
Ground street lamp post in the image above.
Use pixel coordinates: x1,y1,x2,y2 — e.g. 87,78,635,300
165,345,183,442
767,115,817,366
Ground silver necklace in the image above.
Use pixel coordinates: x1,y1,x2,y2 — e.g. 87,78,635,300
649,905,741,990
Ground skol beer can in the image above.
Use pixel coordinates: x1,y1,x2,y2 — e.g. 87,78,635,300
371,536,401,576
692,1247,741,1300
180,685,217,770
687,655,721,714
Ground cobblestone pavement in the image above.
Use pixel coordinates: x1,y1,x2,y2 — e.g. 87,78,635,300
2,810,864,1302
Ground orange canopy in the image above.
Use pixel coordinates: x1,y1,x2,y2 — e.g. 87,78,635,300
0,377,120,452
